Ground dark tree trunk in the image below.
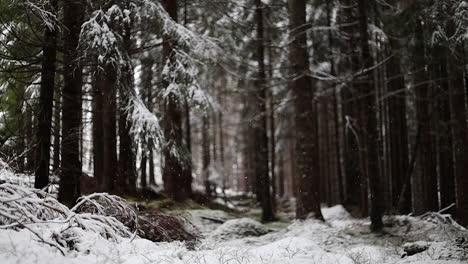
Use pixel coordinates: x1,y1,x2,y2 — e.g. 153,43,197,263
117,24,137,195
59,0,84,206
139,58,149,191
119,95,137,195
357,0,383,231
432,45,455,213
25,109,35,172
339,0,365,214
218,108,226,192
412,18,439,215
98,65,118,192
254,0,274,222
53,94,61,173
278,153,285,198
35,0,57,189
326,0,344,203
92,60,104,188
202,115,211,197
387,37,411,213
448,45,468,226
162,0,192,202
140,150,148,189
288,0,323,220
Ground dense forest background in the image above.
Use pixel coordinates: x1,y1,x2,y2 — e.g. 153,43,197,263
1,0,468,233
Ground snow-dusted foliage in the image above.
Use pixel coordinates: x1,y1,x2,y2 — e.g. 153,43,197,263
125,95,163,146
78,0,217,148
71,193,140,233
18,0,57,30
427,0,468,45
0,183,133,242
0,183,68,227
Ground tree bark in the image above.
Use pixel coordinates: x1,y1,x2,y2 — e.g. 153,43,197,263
92,60,104,188
412,18,438,215
448,45,468,226
431,45,454,214
35,0,57,189
288,0,323,220
98,65,118,192
357,0,383,231
53,94,61,173
59,0,84,206
387,37,411,213
254,0,274,222
202,114,211,197
117,23,137,195
162,0,192,202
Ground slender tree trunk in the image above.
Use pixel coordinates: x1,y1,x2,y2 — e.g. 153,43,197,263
117,24,137,195
387,37,411,213
412,18,438,214
53,94,61,173
138,65,149,190
25,109,35,172
119,95,137,194
92,60,104,188
278,153,285,197
218,108,226,192
59,0,84,206
288,0,323,220
340,0,365,213
162,0,192,201
202,114,211,197
326,0,344,203
448,45,468,226
140,150,148,189
431,45,454,214
254,0,274,222
35,0,57,189
357,0,383,231
98,65,118,192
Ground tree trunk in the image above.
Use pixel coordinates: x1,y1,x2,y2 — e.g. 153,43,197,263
412,18,438,215
431,45,454,214
387,37,411,213
118,23,137,195
59,0,84,206
448,45,468,226
140,149,148,189
98,65,118,193
162,0,192,202
35,0,57,189
254,0,274,222
357,0,383,231
288,0,323,220
202,114,211,196
53,94,61,173
92,60,104,188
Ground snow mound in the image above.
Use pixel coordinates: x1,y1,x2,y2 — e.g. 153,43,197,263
210,218,270,240
386,213,468,242
322,205,351,221
403,241,430,256
401,238,468,262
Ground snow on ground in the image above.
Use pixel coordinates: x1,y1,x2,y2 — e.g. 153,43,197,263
0,163,466,264
1,202,467,264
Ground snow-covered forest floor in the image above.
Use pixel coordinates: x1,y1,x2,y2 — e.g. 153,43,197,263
1,165,467,264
